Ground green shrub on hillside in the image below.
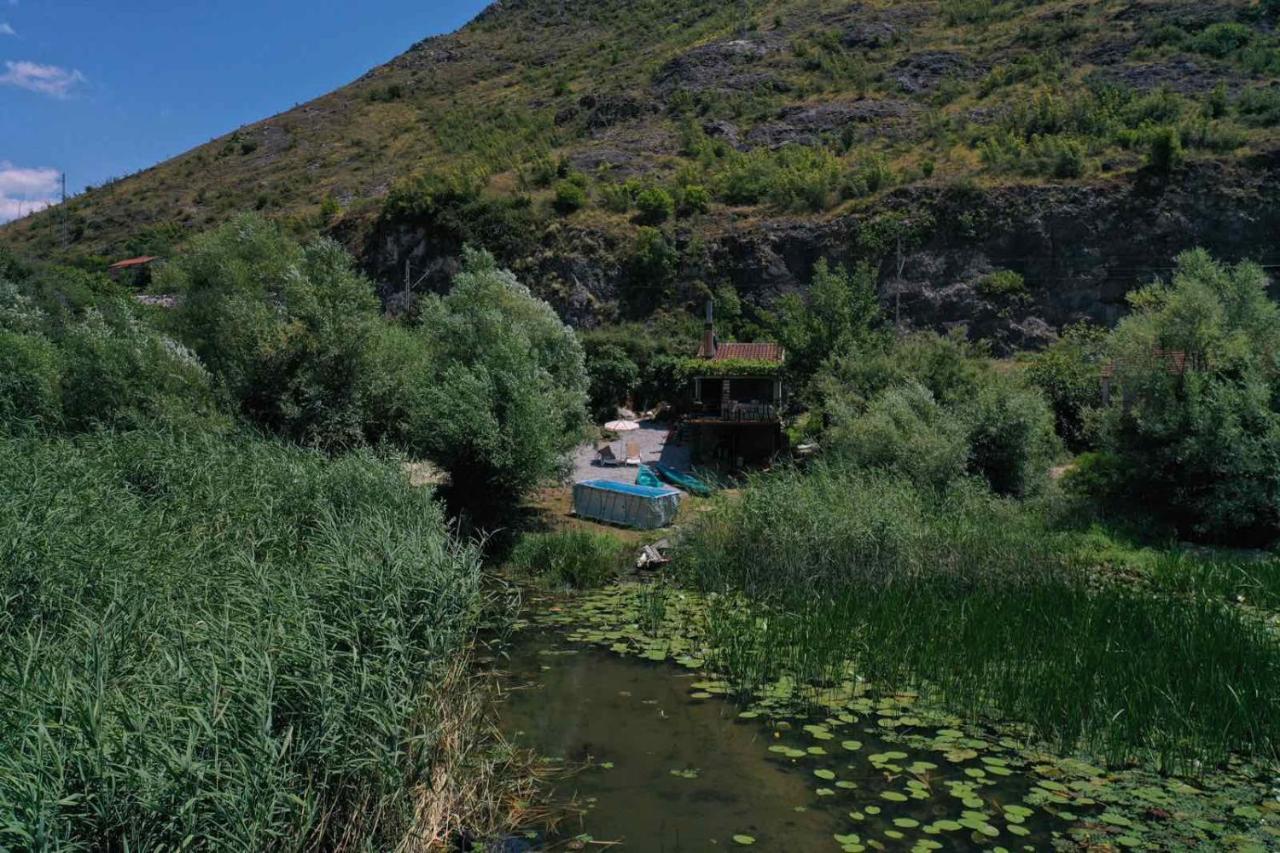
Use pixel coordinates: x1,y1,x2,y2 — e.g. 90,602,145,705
1191,22,1255,58
554,178,588,214
1236,86,1280,126
977,269,1027,300
717,145,842,212
635,186,675,224
1146,126,1185,173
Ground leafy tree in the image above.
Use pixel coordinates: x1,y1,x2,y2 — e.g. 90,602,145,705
962,374,1060,498
810,330,989,420
765,259,880,382
828,383,970,490
398,248,589,511
1092,250,1280,543
585,343,640,422
170,214,383,449
1026,323,1107,450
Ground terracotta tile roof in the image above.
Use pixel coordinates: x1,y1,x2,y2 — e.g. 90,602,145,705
109,256,158,270
1100,348,1190,379
706,341,785,362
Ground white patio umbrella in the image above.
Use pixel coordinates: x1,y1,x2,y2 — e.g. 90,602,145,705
604,419,640,432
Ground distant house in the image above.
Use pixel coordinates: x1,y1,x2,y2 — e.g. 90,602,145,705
108,256,159,288
1100,347,1194,407
686,301,786,464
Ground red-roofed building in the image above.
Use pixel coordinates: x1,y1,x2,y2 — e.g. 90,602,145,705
1100,347,1196,407
108,256,160,288
686,301,787,464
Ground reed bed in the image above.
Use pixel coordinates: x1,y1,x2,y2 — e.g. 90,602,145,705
680,463,1280,774
508,530,628,589
0,430,487,850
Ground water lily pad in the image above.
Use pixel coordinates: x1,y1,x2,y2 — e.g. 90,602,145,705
882,791,909,803
732,834,756,846
841,740,863,752
815,769,836,780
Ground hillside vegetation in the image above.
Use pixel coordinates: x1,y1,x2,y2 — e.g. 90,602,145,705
4,0,1280,339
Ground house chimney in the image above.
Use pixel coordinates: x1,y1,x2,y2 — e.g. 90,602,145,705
700,299,717,358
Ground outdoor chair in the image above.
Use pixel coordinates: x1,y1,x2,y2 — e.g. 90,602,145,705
624,441,642,466
595,444,621,466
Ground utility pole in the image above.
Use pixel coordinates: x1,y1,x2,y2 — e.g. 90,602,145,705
894,232,905,329
60,172,69,249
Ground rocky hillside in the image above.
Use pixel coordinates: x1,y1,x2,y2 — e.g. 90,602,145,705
4,0,1280,347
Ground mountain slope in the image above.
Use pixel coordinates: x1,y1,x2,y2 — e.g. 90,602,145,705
4,0,1280,345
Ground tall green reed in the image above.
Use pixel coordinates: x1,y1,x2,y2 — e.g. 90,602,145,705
681,463,1280,774
0,429,483,850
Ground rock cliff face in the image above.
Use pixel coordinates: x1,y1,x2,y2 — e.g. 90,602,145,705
355,150,1280,352
5,0,1279,354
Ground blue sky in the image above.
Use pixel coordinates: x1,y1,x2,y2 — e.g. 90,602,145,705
0,0,491,222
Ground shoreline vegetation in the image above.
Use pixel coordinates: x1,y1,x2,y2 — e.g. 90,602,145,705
4,209,1280,848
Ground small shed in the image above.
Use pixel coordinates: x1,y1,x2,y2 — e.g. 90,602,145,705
108,256,159,288
572,479,681,529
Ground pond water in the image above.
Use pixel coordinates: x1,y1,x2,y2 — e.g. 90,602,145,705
498,631,1068,851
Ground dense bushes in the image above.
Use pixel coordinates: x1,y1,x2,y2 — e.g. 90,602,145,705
812,330,1058,497
716,145,842,212
828,383,970,490
1025,322,1107,450
0,430,483,848
1,276,225,436
1084,250,1280,544
170,215,384,449
160,217,587,510
0,331,62,432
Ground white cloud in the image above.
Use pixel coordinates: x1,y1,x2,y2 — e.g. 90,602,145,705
0,60,86,97
0,161,59,224
0,23,15,36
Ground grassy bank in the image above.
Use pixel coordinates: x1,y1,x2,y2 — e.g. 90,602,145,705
0,430,488,849
679,463,1280,773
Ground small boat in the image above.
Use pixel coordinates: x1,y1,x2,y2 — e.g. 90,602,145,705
652,463,714,497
